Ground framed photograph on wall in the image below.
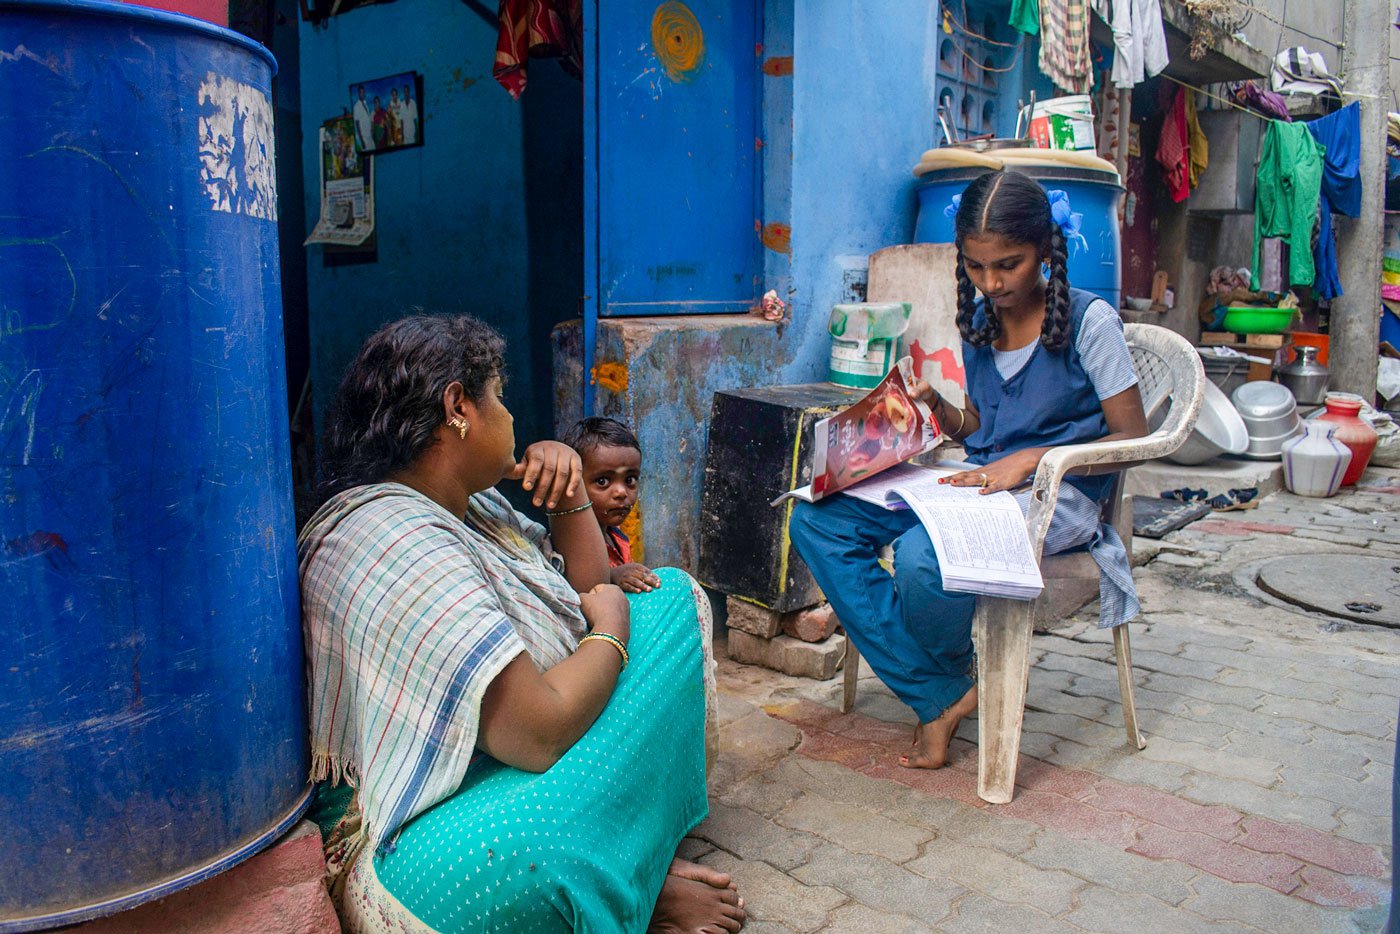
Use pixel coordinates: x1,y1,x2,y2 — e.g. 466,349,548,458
349,72,422,154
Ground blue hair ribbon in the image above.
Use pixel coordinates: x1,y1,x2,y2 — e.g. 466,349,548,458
1046,189,1088,256
947,187,1086,256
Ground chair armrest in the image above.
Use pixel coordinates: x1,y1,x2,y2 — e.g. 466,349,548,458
1022,429,1175,558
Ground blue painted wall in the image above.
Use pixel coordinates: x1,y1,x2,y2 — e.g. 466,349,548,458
772,0,942,384
299,0,582,450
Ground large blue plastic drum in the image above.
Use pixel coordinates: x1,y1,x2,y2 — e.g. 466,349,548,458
914,165,1126,310
0,1,309,928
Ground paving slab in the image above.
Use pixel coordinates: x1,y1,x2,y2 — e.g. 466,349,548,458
700,477,1397,932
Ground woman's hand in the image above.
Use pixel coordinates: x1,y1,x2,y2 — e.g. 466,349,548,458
508,441,584,509
579,583,630,643
611,563,661,594
940,448,1043,495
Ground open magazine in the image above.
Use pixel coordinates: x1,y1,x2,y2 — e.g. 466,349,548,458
837,462,1043,599
773,357,941,504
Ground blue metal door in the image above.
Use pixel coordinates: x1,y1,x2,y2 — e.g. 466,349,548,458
585,0,760,318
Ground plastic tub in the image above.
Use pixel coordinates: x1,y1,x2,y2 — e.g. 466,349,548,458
1222,306,1297,334
1164,380,1251,465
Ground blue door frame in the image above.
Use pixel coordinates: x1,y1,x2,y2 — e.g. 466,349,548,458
582,0,762,412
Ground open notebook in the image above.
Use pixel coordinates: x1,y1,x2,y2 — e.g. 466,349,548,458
775,461,1044,601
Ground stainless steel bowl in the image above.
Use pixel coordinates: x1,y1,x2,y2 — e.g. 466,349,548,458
1231,381,1302,459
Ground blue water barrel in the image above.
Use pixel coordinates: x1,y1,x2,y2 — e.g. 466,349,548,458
914,165,1125,310
0,1,309,928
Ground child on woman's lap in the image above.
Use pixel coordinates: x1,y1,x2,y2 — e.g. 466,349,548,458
562,417,661,593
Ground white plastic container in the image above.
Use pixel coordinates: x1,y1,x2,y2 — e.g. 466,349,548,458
1022,95,1096,151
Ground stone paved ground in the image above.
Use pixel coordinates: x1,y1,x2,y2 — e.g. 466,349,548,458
688,468,1400,932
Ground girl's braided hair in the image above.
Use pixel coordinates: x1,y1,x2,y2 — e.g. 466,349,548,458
953,171,1072,351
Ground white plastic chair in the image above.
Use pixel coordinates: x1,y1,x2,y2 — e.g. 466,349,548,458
838,323,1205,804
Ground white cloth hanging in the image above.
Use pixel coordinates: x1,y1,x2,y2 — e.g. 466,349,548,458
1093,0,1169,89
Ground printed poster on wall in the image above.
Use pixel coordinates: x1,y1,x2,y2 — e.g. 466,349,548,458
305,115,375,246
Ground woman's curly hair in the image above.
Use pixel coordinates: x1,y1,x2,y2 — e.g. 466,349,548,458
318,314,505,495
953,170,1071,352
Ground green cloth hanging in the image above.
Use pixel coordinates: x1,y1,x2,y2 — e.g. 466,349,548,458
1251,119,1326,290
1010,0,1040,36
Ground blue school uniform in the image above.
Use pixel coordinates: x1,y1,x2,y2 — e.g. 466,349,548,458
789,288,1139,723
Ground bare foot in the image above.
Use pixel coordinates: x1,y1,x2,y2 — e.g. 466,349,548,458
899,685,978,769
648,866,747,933
667,857,738,894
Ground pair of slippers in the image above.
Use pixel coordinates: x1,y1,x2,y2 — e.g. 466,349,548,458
1160,486,1260,512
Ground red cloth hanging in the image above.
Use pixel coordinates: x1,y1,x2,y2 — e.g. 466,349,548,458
493,0,583,100
1155,87,1190,203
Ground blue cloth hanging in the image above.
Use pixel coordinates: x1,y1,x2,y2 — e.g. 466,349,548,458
1305,102,1362,300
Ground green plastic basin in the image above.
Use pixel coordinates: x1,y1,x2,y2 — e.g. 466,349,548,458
1222,306,1296,335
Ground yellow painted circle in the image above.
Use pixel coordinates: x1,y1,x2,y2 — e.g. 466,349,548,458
651,2,705,82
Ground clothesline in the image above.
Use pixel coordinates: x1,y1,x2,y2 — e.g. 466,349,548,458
956,38,1025,74
1158,73,1273,123
944,2,1020,48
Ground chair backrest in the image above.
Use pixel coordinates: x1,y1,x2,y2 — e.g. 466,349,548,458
1124,323,1207,462
1097,325,1206,527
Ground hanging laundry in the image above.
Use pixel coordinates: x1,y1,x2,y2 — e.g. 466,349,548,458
1184,87,1208,188
1305,101,1363,300
1010,0,1040,36
1251,120,1325,291
1093,0,1169,88
1156,87,1190,203
1272,46,1343,99
493,0,583,100
1231,82,1292,122
1096,78,1126,164
1039,0,1093,94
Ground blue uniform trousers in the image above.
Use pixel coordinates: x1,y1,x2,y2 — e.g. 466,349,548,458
789,496,976,724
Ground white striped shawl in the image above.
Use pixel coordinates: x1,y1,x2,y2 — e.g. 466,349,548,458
298,483,585,855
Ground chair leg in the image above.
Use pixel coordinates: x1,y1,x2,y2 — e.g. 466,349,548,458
976,598,1035,804
841,637,860,713
1114,624,1147,750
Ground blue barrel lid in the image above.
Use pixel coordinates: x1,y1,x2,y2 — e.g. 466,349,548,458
0,0,278,74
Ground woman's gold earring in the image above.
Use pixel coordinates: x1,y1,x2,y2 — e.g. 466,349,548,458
447,416,469,439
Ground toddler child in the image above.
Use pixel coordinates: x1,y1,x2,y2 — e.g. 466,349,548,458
562,417,662,593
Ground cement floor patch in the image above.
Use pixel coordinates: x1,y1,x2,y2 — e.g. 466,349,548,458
1256,554,1400,628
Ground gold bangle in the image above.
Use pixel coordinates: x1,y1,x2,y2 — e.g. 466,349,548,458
940,399,966,437
579,631,629,669
545,500,593,518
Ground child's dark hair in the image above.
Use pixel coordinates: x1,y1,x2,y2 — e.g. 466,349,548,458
953,170,1071,351
561,417,641,458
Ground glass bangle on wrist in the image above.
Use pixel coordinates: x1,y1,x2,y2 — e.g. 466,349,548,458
545,500,593,518
578,631,628,669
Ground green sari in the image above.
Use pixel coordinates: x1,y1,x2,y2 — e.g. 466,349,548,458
338,567,710,933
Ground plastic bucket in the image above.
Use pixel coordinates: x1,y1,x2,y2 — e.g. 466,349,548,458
1023,95,1096,151
828,302,911,389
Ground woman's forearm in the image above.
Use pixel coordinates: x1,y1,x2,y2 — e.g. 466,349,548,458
477,648,619,772
476,586,631,772
547,495,611,592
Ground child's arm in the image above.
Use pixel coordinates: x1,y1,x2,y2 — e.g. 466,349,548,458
611,562,661,593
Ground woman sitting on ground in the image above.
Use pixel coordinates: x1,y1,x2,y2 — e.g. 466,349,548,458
299,314,744,933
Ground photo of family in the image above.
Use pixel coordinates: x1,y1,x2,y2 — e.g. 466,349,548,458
349,72,422,154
